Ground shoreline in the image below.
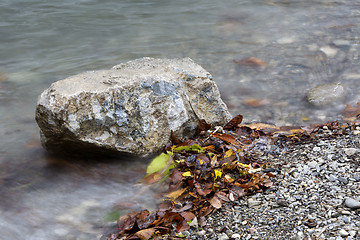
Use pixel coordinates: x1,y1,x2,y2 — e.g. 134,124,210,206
186,123,360,240
107,119,360,240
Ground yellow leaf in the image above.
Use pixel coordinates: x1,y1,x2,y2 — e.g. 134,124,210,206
214,169,222,178
224,149,233,158
182,171,192,177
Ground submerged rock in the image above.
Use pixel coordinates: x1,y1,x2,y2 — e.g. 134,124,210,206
35,57,231,157
306,82,346,106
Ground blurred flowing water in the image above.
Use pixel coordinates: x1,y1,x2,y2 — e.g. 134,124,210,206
1,0,360,239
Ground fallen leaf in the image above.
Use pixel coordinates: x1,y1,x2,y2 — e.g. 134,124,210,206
342,102,360,118
223,114,243,130
209,196,222,209
211,132,237,145
176,220,190,232
199,119,211,132
180,211,196,222
234,57,267,67
240,123,279,131
146,152,173,176
171,130,183,145
135,228,156,240
214,169,222,178
182,171,192,177
142,172,162,184
242,98,269,107
166,188,187,200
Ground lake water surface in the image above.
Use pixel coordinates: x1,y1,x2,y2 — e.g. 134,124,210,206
1,0,360,239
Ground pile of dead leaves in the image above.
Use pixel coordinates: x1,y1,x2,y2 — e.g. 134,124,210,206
108,111,360,240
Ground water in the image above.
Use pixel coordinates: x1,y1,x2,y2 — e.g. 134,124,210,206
1,0,360,239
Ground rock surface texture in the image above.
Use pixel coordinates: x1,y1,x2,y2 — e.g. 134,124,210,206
35,57,231,156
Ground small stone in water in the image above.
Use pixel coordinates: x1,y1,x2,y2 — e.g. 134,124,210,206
306,82,346,106
344,198,360,209
320,45,338,57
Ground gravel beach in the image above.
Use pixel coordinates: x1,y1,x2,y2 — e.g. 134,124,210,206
183,124,360,240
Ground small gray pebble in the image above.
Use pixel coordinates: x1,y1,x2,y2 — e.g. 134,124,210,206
328,174,337,182
339,229,349,237
218,233,229,240
344,148,358,156
337,177,348,184
344,198,360,209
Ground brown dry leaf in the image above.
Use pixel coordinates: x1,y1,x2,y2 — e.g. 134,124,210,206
170,130,183,145
242,98,270,107
199,119,211,132
223,114,243,130
240,123,279,131
117,212,138,231
176,220,190,232
180,211,196,222
209,195,222,209
194,182,212,196
142,172,162,184
166,188,187,200
233,57,267,67
342,102,360,118
211,132,237,145
135,228,157,240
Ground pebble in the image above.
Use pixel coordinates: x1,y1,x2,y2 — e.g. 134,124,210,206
344,148,358,156
295,231,304,240
231,233,241,239
339,229,349,237
247,199,262,208
218,233,229,240
186,127,360,240
344,198,360,210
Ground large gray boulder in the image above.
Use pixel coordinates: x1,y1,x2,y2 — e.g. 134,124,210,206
35,57,231,157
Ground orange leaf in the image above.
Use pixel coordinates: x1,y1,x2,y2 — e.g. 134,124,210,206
234,57,267,67
242,98,269,107
240,123,279,131
211,132,237,145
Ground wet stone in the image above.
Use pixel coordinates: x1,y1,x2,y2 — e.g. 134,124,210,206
306,82,346,106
